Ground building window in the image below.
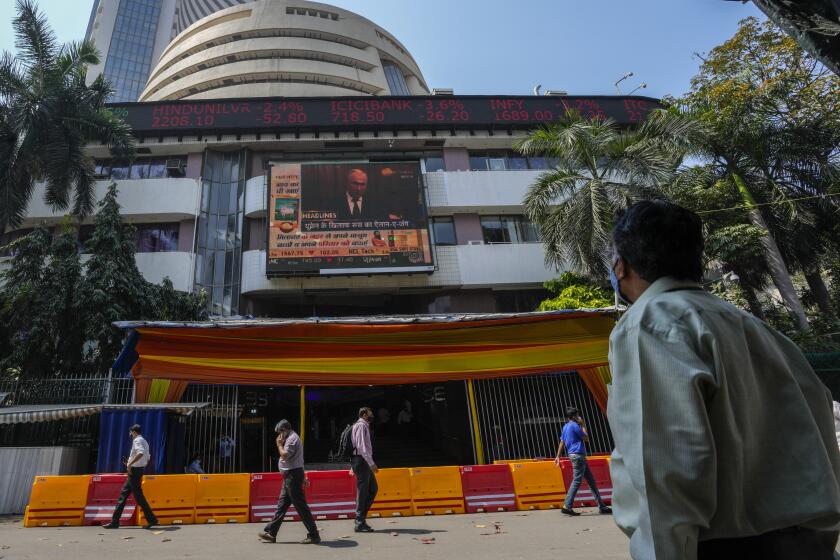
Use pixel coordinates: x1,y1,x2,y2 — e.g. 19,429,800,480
480,216,540,244
383,62,411,96
424,157,445,172
135,223,180,252
468,152,558,171
93,157,185,180
431,217,457,245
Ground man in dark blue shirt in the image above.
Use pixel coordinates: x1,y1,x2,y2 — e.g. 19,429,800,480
555,406,612,516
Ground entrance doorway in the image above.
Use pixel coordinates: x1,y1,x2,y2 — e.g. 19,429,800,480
304,381,474,468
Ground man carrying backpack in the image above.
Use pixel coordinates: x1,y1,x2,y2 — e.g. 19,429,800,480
351,407,378,533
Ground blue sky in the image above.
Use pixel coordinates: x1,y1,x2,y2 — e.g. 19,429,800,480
0,0,765,99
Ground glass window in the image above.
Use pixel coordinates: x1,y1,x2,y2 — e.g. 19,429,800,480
148,159,167,178
110,162,129,180
507,155,529,170
424,157,445,173
383,62,410,96
527,157,550,170
129,161,150,179
469,155,489,171
431,217,456,245
480,216,539,244
136,223,180,252
94,161,111,177
487,157,507,171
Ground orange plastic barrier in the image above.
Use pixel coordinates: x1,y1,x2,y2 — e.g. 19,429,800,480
368,468,412,518
249,472,300,523
558,457,613,507
84,474,136,526
409,466,465,515
460,464,516,513
138,474,196,525
509,461,566,510
24,475,91,527
194,474,250,524
306,470,356,520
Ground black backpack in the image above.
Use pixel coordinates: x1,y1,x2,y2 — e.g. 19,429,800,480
336,423,355,460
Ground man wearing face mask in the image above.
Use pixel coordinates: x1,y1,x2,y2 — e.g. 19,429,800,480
351,407,378,533
607,200,840,560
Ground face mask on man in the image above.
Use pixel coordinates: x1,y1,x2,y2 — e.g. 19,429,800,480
610,259,631,306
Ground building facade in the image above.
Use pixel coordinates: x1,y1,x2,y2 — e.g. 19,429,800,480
1,0,659,471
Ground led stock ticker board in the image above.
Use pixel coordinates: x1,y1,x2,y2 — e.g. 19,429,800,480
267,161,434,276
111,95,658,134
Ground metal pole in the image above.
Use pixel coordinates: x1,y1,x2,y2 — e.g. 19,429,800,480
466,379,484,465
299,386,306,445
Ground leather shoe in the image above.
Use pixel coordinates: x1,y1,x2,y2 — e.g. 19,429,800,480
355,523,375,533
101,522,119,529
301,535,321,544
142,519,159,529
561,507,581,516
599,506,613,514
258,532,276,543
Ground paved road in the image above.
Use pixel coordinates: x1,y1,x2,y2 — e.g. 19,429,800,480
0,509,629,560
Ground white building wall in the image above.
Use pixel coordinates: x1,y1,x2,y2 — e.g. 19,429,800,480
135,251,193,291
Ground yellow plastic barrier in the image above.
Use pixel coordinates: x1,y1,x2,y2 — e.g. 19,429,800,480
492,458,539,464
509,461,566,510
194,474,250,524
409,466,465,515
368,468,413,518
138,474,196,525
23,475,91,527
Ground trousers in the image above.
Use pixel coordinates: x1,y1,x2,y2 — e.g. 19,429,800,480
698,527,839,559
263,468,319,538
112,466,157,525
564,454,607,509
351,455,378,524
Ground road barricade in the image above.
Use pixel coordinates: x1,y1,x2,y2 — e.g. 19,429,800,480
195,474,250,524
460,464,516,513
409,466,465,515
84,474,136,526
509,461,566,510
249,472,299,523
558,457,613,508
24,475,91,527
306,470,356,520
138,474,196,525
368,468,412,518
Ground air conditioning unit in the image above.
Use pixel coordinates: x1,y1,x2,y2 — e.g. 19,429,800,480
467,240,483,245
166,159,186,177
431,88,454,96
545,90,568,96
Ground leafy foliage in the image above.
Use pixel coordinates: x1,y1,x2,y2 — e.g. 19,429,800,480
537,272,613,311
0,0,134,232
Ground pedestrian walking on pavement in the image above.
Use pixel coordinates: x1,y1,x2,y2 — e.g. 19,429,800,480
102,424,159,529
351,406,378,532
608,200,840,559
258,420,321,545
555,407,612,516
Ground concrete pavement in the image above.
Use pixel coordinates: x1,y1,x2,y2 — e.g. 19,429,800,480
0,508,630,560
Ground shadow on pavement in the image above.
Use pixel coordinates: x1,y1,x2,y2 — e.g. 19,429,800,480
272,539,358,548
382,528,447,535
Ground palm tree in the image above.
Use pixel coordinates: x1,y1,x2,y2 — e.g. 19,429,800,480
648,106,837,330
514,112,676,278
0,0,134,232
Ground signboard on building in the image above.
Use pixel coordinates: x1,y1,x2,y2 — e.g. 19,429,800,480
266,161,434,276
110,95,659,134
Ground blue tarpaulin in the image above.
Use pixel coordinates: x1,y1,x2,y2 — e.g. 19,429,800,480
97,409,167,474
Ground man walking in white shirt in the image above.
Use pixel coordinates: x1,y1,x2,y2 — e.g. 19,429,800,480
103,424,159,529
351,407,378,533
608,200,840,559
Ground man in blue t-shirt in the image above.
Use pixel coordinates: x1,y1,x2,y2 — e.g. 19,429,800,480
555,406,612,516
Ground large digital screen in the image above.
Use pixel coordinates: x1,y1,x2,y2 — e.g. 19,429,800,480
266,161,434,276
110,95,659,134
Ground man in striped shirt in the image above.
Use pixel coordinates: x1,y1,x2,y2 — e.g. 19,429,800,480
351,407,378,533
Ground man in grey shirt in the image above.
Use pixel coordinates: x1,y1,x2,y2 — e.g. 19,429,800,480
258,420,320,544
608,200,840,559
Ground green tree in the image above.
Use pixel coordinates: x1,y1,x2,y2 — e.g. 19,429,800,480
152,278,208,322
515,112,676,278
536,272,614,311
0,223,85,376
0,0,134,232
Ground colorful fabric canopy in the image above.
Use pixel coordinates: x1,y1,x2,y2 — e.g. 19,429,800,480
118,311,616,405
